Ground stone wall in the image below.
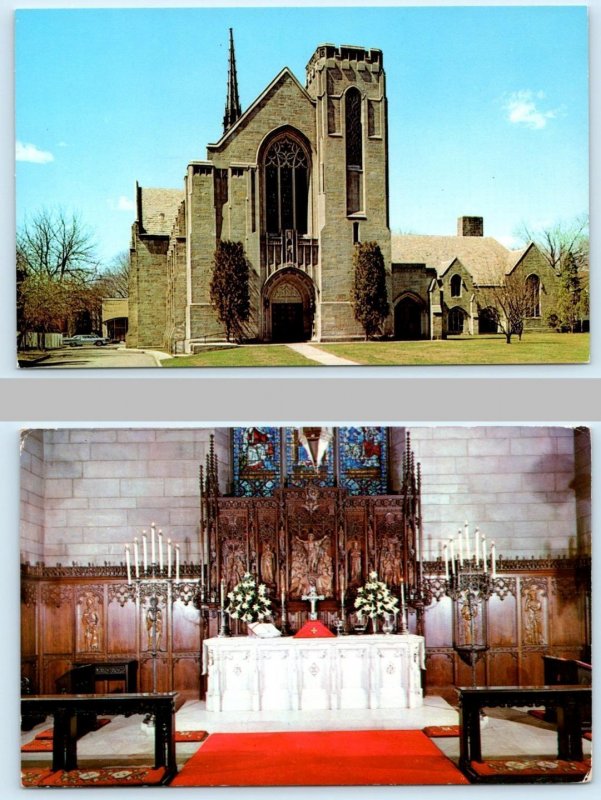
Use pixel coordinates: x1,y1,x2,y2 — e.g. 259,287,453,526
410,426,580,561
22,428,230,567
574,427,591,555
20,430,45,563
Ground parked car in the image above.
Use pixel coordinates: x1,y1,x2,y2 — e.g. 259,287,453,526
63,334,111,347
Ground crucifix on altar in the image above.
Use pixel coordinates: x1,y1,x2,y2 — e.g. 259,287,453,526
302,584,324,620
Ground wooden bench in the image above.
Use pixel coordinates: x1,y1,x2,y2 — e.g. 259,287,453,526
21,692,178,783
457,685,591,783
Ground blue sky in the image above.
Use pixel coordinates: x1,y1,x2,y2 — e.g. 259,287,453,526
15,5,589,265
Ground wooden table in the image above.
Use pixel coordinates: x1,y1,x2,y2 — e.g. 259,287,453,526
457,685,591,783
21,692,178,782
73,660,139,693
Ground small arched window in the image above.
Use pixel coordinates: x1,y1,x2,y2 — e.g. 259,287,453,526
345,88,363,215
448,306,466,335
450,274,462,298
525,274,541,317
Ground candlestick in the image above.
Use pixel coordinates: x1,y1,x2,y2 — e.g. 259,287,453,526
167,538,172,578
449,538,455,574
220,579,225,608
491,541,497,579
458,529,463,564
482,536,487,573
125,545,131,585
142,532,148,572
464,522,469,560
443,544,449,579
133,537,140,578
400,578,406,609
151,523,156,565
475,527,480,564
281,588,286,604
158,530,164,571
175,544,180,583
341,588,345,605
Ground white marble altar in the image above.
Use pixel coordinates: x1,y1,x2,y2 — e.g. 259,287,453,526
203,634,425,712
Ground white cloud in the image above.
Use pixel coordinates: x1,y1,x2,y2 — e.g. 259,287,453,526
504,91,557,130
16,141,54,163
108,195,136,212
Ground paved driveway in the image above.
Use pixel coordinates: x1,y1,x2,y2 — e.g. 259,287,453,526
22,346,165,369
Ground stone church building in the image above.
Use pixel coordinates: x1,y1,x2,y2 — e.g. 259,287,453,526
127,36,558,353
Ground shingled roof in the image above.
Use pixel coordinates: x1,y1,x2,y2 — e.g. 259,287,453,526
391,234,523,285
138,187,184,235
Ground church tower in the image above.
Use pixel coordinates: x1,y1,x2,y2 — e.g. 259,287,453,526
306,45,392,339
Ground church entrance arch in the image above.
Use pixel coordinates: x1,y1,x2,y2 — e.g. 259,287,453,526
264,268,315,343
479,306,499,334
394,295,424,340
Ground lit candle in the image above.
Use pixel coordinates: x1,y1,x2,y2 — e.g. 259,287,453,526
158,530,164,571
151,522,156,565
443,544,449,579
482,536,487,573
341,588,345,605
475,528,480,564
167,538,172,578
464,522,470,560
281,588,286,605
458,529,463,564
175,544,180,583
449,538,455,574
491,541,497,579
220,579,225,608
125,545,131,585
133,537,140,579
142,532,148,572
400,578,406,610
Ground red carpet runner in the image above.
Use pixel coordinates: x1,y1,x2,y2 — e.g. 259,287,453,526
171,730,469,786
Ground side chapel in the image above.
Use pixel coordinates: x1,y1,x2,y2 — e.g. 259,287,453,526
127,34,558,353
20,426,591,703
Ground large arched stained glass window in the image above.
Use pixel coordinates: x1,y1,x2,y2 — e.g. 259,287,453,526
264,136,309,234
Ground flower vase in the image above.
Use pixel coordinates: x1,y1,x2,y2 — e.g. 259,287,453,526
371,616,379,634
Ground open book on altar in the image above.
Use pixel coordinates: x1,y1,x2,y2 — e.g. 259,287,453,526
247,622,282,638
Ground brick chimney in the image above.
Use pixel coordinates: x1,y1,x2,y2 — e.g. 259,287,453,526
457,216,484,237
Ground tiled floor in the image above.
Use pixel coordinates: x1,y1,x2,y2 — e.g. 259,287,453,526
20,694,592,772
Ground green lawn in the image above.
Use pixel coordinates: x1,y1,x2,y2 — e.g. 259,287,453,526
160,334,589,368
161,345,316,368
314,333,590,366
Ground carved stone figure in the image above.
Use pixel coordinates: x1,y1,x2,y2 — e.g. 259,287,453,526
523,587,544,645
290,531,333,596
460,596,478,645
349,540,362,583
261,541,275,584
224,542,246,589
81,596,100,651
146,596,163,651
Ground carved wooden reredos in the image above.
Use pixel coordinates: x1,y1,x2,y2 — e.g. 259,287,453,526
201,431,423,615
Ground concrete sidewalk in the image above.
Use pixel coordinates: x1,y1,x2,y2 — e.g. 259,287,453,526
285,343,358,366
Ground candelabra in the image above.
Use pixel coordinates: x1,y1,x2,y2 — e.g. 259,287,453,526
217,579,231,637
124,523,192,725
279,590,291,636
443,523,496,687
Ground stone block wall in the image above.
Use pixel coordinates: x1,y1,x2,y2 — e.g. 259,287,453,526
410,426,581,561
574,427,591,555
20,430,45,563
21,428,230,567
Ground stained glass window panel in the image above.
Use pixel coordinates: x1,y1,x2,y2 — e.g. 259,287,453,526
338,427,388,495
232,427,281,496
285,428,335,488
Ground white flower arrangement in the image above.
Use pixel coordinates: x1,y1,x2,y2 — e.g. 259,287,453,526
226,572,271,623
354,571,399,619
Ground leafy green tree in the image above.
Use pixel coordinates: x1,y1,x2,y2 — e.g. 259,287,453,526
352,242,389,340
547,252,588,333
210,240,251,342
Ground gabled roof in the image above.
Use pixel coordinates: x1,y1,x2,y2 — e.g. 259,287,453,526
208,67,315,151
391,234,517,285
138,187,184,235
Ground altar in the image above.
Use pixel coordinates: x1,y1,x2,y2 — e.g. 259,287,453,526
203,634,425,712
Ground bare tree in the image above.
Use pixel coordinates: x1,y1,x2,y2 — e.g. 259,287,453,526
476,272,534,344
96,251,130,298
516,215,589,273
17,209,101,346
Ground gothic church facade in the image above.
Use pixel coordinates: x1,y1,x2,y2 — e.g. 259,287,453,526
127,36,557,353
